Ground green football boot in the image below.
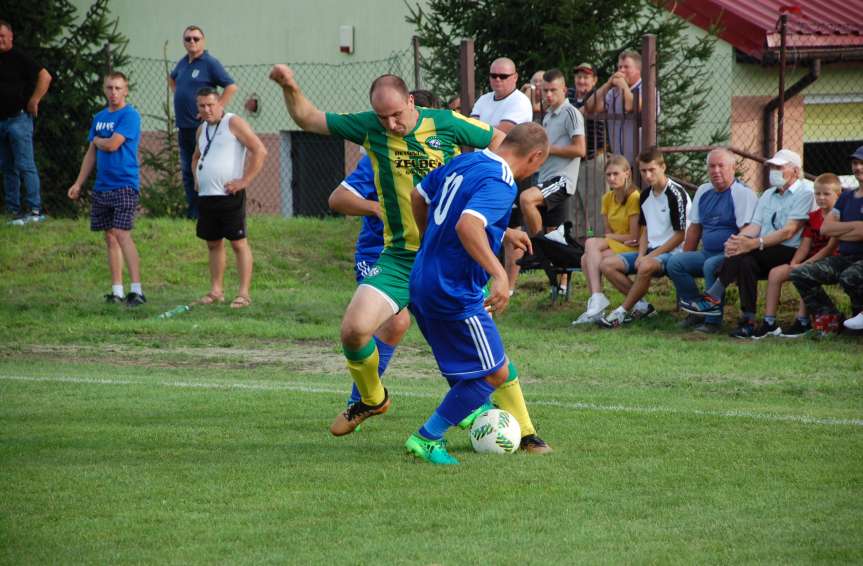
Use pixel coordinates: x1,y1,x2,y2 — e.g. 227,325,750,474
457,402,495,430
405,433,459,465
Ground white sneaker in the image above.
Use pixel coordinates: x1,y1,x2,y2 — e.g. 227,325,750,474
585,293,610,318
572,310,603,325
597,306,627,328
844,312,863,330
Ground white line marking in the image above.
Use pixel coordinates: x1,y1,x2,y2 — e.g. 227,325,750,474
2,374,861,428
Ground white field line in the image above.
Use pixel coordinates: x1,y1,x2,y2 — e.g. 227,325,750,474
2,374,862,428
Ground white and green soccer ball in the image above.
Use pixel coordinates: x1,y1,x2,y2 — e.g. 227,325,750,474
469,409,521,454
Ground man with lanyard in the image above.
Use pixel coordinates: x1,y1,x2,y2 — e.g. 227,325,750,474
190,87,267,309
169,25,237,219
269,65,552,453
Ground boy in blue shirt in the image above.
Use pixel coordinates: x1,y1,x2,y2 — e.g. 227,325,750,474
67,72,145,307
405,122,548,464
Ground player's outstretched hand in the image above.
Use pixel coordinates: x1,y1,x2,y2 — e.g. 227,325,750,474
269,64,297,90
504,228,533,256
484,276,510,316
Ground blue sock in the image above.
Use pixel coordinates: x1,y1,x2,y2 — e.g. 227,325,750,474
764,315,776,325
418,411,452,440
375,336,396,376
705,280,725,299
418,378,496,440
797,316,810,326
348,336,397,405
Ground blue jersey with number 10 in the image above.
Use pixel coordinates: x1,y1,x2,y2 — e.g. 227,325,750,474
410,149,516,319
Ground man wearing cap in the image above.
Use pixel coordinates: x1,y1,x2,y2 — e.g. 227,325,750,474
848,145,863,190
790,145,863,333
567,62,607,239
681,149,815,338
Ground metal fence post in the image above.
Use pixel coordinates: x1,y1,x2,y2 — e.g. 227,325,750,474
412,35,421,90
459,38,475,117
641,34,658,153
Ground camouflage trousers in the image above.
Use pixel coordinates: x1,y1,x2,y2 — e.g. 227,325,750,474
789,255,863,316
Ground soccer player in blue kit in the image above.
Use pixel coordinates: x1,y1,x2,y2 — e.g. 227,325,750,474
405,122,549,464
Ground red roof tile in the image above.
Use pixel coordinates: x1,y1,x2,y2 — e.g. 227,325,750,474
664,0,863,60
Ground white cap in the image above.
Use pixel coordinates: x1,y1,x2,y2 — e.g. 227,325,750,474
765,149,802,168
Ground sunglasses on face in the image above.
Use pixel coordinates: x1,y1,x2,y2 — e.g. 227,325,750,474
489,73,514,80
184,36,203,43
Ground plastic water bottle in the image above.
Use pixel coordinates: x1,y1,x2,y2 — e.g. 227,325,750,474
158,305,191,319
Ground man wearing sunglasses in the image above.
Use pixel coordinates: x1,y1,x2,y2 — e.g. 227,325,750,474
169,25,237,220
681,149,814,338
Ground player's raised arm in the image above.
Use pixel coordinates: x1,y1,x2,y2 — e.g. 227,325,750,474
269,64,329,135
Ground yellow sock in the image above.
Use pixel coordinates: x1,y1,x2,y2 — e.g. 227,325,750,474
344,340,385,405
491,361,535,436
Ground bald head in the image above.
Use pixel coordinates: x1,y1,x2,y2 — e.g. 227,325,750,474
489,57,518,98
369,74,418,136
369,74,410,103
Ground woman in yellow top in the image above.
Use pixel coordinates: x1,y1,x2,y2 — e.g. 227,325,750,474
573,154,640,324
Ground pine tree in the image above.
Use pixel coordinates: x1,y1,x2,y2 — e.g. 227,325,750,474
2,0,128,217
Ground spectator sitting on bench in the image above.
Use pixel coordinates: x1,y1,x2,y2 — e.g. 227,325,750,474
572,154,639,324
791,169,863,335
681,149,814,339
597,147,690,327
666,148,758,334
760,173,840,338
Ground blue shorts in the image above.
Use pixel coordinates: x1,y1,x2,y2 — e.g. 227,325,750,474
618,250,674,275
412,309,506,381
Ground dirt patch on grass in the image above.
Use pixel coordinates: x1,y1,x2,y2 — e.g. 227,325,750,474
6,342,440,379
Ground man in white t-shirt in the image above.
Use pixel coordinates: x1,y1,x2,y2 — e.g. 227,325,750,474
191,87,267,309
470,57,533,133
471,57,536,293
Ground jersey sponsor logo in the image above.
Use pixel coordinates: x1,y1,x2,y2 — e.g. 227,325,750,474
191,69,200,79
393,150,443,178
426,136,443,149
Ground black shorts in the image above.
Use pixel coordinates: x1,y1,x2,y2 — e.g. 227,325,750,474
508,172,540,228
537,176,572,228
196,192,247,241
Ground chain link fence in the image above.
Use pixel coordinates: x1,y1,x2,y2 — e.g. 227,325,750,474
74,47,418,218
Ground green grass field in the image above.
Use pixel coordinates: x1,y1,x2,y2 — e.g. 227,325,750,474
2,217,861,564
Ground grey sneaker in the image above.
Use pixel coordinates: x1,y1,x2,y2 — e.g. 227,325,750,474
694,322,722,334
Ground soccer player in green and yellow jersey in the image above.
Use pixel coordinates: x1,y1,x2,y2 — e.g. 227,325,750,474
269,65,551,454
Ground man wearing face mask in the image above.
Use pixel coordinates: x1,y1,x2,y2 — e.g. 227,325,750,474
681,149,815,338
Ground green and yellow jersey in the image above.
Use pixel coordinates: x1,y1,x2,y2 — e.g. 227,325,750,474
326,108,493,252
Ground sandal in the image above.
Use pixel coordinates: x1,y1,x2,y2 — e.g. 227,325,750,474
230,295,252,309
198,292,225,305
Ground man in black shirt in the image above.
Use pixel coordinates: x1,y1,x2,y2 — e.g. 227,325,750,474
0,20,52,224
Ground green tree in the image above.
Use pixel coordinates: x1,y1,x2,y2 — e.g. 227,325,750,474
2,0,128,217
407,0,723,184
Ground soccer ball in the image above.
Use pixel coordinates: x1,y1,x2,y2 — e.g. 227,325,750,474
469,409,521,454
